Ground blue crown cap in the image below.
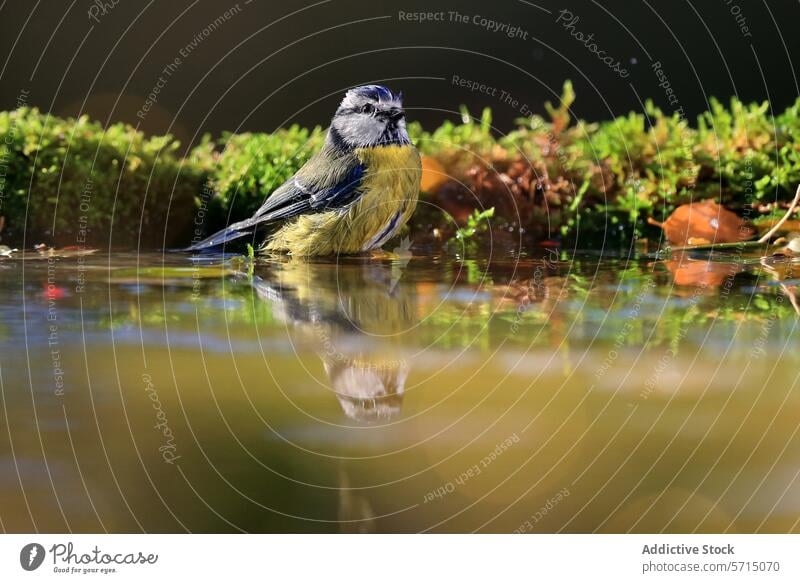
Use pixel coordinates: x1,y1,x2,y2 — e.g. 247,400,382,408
352,85,402,103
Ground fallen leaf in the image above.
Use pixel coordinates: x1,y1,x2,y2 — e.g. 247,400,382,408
665,251,742,287
649,200,754,245
758,219,800,234
420,156,448,192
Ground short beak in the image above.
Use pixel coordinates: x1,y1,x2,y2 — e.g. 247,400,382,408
385,107,405,122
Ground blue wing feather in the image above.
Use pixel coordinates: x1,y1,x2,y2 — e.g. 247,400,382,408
186,147,364,251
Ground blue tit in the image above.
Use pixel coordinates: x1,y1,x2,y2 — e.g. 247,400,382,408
188,85,421,256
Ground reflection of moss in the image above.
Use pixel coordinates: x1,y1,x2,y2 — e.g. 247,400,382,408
83,256,798,358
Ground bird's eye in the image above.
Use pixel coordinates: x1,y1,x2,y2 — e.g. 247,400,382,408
360,103,375,114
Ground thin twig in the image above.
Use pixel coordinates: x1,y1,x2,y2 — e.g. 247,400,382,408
758,184,800,243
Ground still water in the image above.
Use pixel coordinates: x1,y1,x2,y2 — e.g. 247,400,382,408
0,248,798,533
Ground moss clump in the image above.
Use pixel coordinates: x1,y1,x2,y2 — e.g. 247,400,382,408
409,82,800,244
0,107,207,247
2,86,799,249
193,126,326,230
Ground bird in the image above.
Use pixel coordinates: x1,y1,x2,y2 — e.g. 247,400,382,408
188,85,421,256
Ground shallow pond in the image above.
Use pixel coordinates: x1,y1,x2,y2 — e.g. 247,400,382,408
0,248,798,533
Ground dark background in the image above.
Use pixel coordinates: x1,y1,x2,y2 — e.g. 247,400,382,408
1,0,797,148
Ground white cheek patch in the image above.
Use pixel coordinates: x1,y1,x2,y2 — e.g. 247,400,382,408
335,115,387,147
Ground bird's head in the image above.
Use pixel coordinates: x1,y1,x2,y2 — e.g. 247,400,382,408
329,85,410,149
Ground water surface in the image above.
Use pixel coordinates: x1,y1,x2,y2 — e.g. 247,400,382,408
0,249,798,533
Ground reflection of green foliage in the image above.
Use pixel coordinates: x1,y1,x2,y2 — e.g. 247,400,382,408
569,273,590,300
752,295,771,311
456,259,492,286
245,243,255,280
82,255,799,359
110,264,237,281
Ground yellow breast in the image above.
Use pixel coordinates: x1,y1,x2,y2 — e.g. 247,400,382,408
266,145,421,256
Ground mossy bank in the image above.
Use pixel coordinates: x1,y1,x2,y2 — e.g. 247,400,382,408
1,82,798,249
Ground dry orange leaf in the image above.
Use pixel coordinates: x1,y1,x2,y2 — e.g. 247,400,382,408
420,155,448,192
648,200,754,245
665,252,742,287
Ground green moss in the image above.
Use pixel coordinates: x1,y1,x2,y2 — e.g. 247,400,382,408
449,207,495,250
408,82,800,242
197,126,326,228
0,107,206,247
2,86,799,248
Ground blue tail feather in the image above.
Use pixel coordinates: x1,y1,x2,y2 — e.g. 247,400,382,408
185,224,254,252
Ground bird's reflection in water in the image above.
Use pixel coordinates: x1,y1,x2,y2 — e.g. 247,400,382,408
323,353,408,421
337,467,377,533
251,257,415,423
250,258,417,532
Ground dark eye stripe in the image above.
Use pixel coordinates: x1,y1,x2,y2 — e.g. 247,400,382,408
337,102,402,117
336,106,363,115
341,104,377,115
